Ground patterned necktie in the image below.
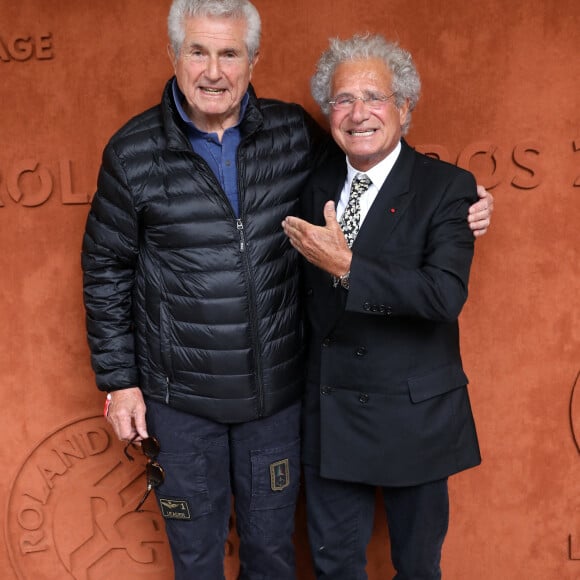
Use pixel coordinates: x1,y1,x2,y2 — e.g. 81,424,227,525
340,173,372,248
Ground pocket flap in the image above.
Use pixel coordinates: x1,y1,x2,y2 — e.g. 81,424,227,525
408,364,469,403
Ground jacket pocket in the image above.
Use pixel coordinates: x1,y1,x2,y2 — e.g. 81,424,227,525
159,300,174,378
407,364,468,403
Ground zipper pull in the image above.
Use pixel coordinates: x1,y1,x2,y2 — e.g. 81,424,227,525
236,219,245,252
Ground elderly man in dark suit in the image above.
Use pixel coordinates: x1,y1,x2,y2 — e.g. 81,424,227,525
282,33,482,580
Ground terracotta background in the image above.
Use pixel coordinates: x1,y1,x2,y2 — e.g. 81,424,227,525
1,0,579,578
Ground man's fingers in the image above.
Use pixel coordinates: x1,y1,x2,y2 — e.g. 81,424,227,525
468,210,491,222
106,387,148,441
133,410,149,441
282,216,306,235
473,186,494,213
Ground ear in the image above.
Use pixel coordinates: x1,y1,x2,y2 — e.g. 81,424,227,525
398,98,410,127
248,51,260,78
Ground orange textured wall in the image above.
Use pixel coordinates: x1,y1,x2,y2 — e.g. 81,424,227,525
1,1,579,578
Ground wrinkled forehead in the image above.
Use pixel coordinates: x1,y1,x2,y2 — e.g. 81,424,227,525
183,16,248,46
332,58,392,94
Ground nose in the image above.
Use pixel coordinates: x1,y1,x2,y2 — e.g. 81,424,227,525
205,55,222,80
349,98,370,121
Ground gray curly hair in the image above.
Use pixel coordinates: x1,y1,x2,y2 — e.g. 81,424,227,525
168,0,261,61
311,33,421,135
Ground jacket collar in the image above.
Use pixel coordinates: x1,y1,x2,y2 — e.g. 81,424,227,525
161,78,264,151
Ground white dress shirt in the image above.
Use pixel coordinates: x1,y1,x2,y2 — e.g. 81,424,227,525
336,141,402,226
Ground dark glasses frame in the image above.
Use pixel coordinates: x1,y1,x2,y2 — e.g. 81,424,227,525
124,435,165,512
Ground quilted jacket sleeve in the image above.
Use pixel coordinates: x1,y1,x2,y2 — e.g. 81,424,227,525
81,141,140,391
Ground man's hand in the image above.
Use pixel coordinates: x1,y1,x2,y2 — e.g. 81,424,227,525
469,185,494,237
105,387,148,442
282,201,352,277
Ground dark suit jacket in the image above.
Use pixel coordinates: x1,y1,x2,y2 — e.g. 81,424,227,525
301,140,481,487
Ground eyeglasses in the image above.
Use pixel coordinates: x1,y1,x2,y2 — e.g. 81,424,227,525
124,435,165,512
328,91,396,111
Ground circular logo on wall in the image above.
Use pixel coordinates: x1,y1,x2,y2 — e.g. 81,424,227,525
5,416,173,579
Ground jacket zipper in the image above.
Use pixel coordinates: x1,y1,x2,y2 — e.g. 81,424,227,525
236,147,265,417
179,148,265,417
236,219,245,252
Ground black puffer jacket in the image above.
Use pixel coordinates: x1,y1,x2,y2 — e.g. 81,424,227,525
82,79,328,423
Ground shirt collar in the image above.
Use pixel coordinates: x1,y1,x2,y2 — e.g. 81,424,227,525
171,77,249,137
345,140,402,190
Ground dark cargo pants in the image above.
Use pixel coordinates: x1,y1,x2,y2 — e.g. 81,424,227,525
145,399,301,580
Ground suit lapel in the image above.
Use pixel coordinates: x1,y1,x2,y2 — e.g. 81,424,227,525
354,141,417,255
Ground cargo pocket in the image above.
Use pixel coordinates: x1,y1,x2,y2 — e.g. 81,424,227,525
155,450,213,521
249,438,301,512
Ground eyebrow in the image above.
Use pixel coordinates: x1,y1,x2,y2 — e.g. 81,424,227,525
185,42,242,54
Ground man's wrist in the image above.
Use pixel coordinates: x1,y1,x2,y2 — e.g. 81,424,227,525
332,270,350,290
338,270,350,290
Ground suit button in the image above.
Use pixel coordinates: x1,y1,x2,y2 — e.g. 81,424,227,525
359,393,369,404
386,306,393,317
321,386,331,395
363,302,371,311
306,288,313,296
371,305,378,312
355,347,367,357
322,337,331,347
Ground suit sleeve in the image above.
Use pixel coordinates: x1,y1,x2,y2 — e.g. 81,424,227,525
346,169,477,322
81,143,140,391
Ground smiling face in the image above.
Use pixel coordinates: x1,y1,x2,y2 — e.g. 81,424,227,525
169,15,259,137
329,58,409,172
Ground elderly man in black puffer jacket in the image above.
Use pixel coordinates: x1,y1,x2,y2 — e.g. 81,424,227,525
82,2,329,578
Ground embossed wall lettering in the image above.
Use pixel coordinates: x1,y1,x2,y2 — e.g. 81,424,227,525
416,140,545,189
7,417,173,578
416,139,579,190
0,159,91,207
574,140,580,187
569,371,580,562
510,141,543,189
0,140,577,209
570,371,580,456
0,33,54,62
570,535,580,561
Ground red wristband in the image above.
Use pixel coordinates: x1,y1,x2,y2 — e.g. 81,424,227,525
103,393,112,417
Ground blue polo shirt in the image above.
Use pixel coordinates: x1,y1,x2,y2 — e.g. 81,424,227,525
172,78,248,217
